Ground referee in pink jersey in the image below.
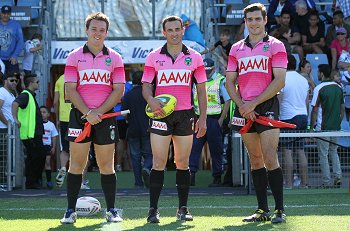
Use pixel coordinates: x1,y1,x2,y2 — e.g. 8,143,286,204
226,3,287,223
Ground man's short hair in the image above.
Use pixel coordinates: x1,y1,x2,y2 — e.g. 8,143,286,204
24,73,37,87
295,0,308,10
3,70,20,80
162,16,183,31
309,10,319,19
299,59,310,71
287,55,296,70
85,12,110,31
333,10,344,18
132,71,143,85
243,3,266,19
318,64,331,79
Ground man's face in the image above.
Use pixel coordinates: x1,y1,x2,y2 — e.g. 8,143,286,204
5,77,18,91
31,77,40,91
333,15,342,26
162,20,184,46
245,11,267,36
281,14,291,27
308,15,319,26
220,33,230,42
40,108,49,120
86,19,108,47
0,12,11,23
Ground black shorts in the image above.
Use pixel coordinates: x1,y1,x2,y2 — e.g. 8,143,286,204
280,115,308,149
148,109,195,136
117,119,128,140
66,108,118,144
60,121,69,152
231,96,280,134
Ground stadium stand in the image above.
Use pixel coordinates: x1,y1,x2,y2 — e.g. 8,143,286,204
293,53,300,71
17,0,40,19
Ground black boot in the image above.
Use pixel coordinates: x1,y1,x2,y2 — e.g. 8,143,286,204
208,176,222,187
190,172,196,186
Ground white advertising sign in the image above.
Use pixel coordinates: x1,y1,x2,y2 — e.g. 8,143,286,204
51,40,205,65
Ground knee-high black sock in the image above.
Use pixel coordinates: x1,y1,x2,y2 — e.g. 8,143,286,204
149,169,164,209
45,170,51,182
101,174,116,211
268,167,284,211
176,169,191,209
67,173,82,210
251,167,268,212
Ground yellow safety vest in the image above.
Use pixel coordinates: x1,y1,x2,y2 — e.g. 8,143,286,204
18,90,36,140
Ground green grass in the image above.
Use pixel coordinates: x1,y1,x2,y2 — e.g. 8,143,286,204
0,171,349,230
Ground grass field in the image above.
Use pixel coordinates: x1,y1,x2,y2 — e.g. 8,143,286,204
0,171,349,231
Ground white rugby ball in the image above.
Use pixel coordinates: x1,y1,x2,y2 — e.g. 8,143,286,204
75,196,101,216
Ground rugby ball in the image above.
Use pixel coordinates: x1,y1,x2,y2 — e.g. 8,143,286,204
145,94,177,119
75,196,101,216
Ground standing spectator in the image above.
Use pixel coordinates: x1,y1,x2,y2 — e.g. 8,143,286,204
189,58,230,187
0,71,18,184
121,71,153,188
333,0,350,26
301,11,326,55
12,74,45,189
279,55,309,189
200,29,232,68
310,66,344,188
142,15,207,223
226,3,287,223
325,11,350,48
330,28,349,70
60,12,125,224
22,33,43,75
40,106,58,189
0,5,23,73
266,0,294,31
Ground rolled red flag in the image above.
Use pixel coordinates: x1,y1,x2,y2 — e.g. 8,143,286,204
239,116,296,134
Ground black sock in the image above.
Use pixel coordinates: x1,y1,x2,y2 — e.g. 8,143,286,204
176,169,191,208
67,173,82,210
101,174,116,211
149,169,164,209
45,170,51,182
268,167,284,211
251,167,268,212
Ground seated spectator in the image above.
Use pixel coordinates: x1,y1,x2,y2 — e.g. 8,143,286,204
270,10,304,59
299,59,316,93
22,33,43,75
338,50,350,83
294,0,311,33
279,55,309,189
290,0,316,10
301,11,326,54
332,0,350,27
330,28,349,70
325,10,350,48
267,0,294,31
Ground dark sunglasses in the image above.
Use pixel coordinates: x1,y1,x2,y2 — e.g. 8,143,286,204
336,32,346,35
8,79,18,83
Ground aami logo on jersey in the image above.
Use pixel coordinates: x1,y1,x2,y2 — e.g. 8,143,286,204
79,69,111,85
68,128,82,137
157,69,192,86
238,55,269,75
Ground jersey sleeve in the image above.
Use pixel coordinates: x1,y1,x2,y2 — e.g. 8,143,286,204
193,54,207,84
226,46,238,72
64,50,79,83
142,53,156,83
51,122,59,137
271,40,288,69
111,53,126,84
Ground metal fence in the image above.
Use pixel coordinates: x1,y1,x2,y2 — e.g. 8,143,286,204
231,131,350,193
0,122,23,192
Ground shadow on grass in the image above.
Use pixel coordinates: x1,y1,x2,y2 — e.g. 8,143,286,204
212,222,285,231
123,221,194,231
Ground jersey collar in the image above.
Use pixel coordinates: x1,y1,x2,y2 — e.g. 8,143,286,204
83,44,109,55
244,33,269,49
160,43,190,58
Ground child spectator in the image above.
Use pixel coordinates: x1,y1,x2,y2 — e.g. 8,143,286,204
40,106,58,189
22,33,43,75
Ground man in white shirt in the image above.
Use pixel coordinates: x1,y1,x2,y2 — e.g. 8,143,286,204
22,33,42,75
0,71,18,184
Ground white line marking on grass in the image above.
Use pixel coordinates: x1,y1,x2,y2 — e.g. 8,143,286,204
1,204,349,211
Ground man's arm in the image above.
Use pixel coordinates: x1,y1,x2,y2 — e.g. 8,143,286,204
225,72,244,108
96,83,124,114
11,101,20,127
238,68,286,117
341,104,345,121
51,136,57,154
218,100,230,126
309,106,318,131
142,82,166,118
195,82,207,138
53,91,59,125
0,100,8,125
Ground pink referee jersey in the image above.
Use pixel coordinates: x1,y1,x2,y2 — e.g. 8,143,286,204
142,44,206,111
64,44,125,109
227,35,287,101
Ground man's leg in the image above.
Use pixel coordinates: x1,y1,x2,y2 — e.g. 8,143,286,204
328,137,342,186
147,133,172,223
317,138,331,186
188,134,206,186
141,135,153,188
241,133,270,222
173,134,194,221
128,137,143,187
282,148,293,188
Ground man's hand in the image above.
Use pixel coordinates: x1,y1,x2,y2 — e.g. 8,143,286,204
86,110,102,125
147,97,166,118
9,57,18,65
195,116,206,138
14,119,21,128
238,101,257,118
